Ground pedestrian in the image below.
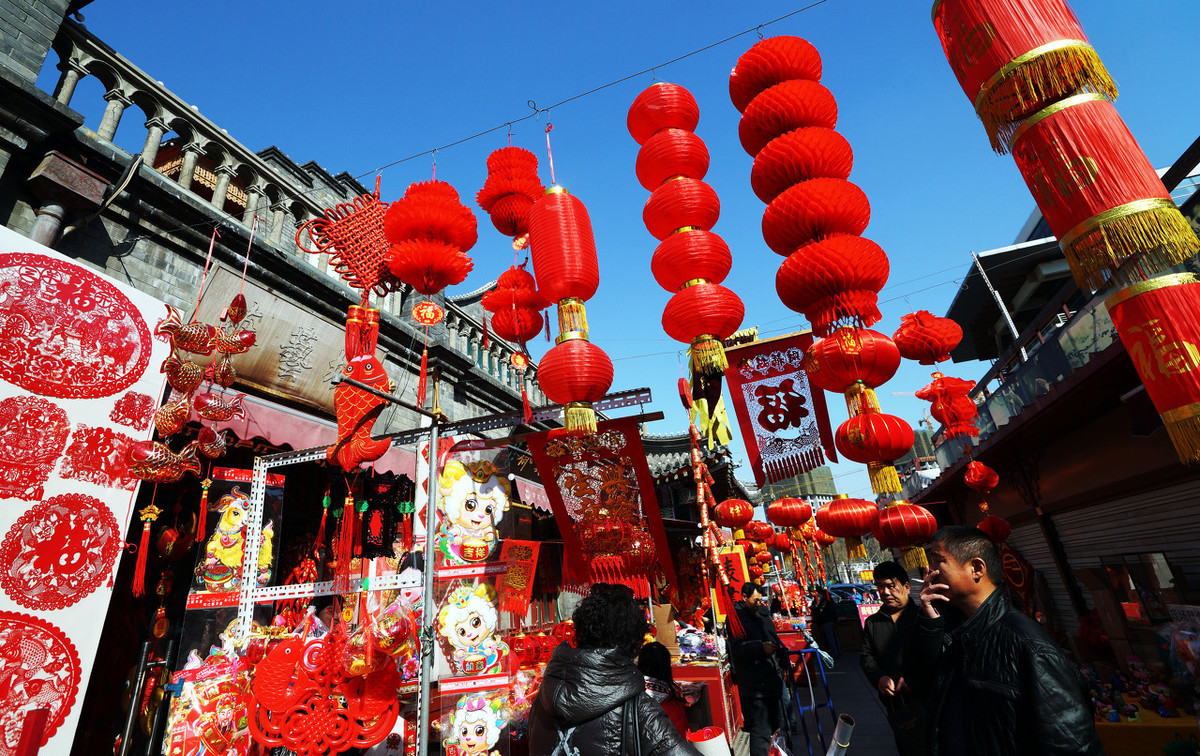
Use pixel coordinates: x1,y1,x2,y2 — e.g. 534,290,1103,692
729,582,793,756
638,641,690,737
860,560,927,755
811,587,841,658
528,583,700,756
904,526,1104,755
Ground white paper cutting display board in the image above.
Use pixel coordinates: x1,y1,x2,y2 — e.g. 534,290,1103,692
0,225,171,756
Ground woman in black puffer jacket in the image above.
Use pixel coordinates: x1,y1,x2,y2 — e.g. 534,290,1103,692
528,584,701,756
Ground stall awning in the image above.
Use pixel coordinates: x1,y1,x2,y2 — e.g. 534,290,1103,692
514,478,551,513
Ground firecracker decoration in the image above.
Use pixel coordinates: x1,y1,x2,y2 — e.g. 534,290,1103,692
529,185,613,433
481,264,551,422
476,146,546,248
327,305,393,472
689,427,745,637
915,372,980,440
815,494,877,561
893,310,963,364
872,499,938,570
628,82,745,379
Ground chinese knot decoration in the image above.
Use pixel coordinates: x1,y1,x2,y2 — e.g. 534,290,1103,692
872,499,938,570
933,1,1200,464
815,494,877,561
529,186,613,433
476,146,545,248
628,82,744,380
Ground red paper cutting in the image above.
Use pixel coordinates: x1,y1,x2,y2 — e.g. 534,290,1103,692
0,395,69,501
0,611,82,756
0,253,152,398
0,493,120,610
109,391,157,430
60,424,138,491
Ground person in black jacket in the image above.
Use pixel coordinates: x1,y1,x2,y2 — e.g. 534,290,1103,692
728,582,792,756
528,583,700,756
860,560,927,755
904,526,1103,756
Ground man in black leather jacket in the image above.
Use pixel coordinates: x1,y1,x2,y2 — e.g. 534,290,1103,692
728,582,792,756
904,526,1103,756
528,584,700,756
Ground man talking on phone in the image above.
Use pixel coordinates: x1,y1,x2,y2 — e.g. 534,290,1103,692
903,526,1102,756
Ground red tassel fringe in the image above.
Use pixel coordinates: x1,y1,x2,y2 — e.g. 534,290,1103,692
132,523,151,597
543,311,551,342
522,385,534,423
195,484,209,545
417,346,428,408
718,586,745,637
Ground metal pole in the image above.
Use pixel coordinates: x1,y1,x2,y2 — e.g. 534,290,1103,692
416,419,440,756
971,250,1028,362
118,640,152,756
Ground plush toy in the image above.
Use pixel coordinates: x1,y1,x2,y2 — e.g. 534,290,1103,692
436,460,511,565
436,584,510,675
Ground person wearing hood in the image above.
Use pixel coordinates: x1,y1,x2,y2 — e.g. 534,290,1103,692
528,583,701,756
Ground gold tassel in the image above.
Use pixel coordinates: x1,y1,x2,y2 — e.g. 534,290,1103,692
868,462,902,494
844,385,880,417
557,298,589,334
1161,411,1200,467
900,546,928,571
844,535,867,561
688,336,728,376
1060,202,1200,291
564,402,597,434
979,42,1118,154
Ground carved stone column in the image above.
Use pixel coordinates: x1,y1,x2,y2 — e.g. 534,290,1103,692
270,203,287,244
53,61,87,107
177,144,203,191
96,90,131,141
140,118,168,165
242,186,263,225
211,166,235,211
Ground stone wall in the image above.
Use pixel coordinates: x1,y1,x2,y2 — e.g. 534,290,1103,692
0,0,72,83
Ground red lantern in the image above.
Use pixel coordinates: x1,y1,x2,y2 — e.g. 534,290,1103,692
815,496,877,560
715,499,754,533
752,127,853,204
914,373,978,439
749,521,774,542
530,189,599,304
769,531,793,552
1010,95,1198,289
835,413,914,494
776,235,889,336
384,181,477,296
636,129,709,190
537,338,613,433
476,146,545,240
804,327,901,394
729,35,823,114
662,283,744,346
738,80,838,157
651,230,732,291
643,178,721,240
977,514,1012,544
627,82,700,145
893,311,963,364
873,500,938,570
813,528,837,548
964,460,1000,494
482,265,550,344
766,497,812,528
932,0,1117,150
761,178,870,257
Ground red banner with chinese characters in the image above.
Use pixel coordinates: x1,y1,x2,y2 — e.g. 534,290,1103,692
526,417,678,595
497,539,540,620
723,331,836,486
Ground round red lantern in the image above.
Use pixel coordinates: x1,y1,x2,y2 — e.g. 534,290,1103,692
636,129,710,190
643,178,720,240
815,496,877,559
873,499,937,570
893,310,962,364
749,521,774,542
662,283,744,349
769,531,792,552
761,178,869,257
751,127,853,204
977,514,1012,544
803,327,901,394
651,230,732,291
627,82,700,145
475,146,545,240
738,80,838,157
715,499,754,534
776,235,889,336
625,531,657,575
729,35,823,114
964,460,1000,494
835,413,914,494
813,528,837,548
536,338,613,434
766,497,812,528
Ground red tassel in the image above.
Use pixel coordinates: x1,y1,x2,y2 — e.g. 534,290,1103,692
132,522,151,597
195,479,211,545
315,498,329,552
417,346,428,408
482,313,490,349
522,384,534,423
401,515,413,552
718,586,745,637
543,311,551,341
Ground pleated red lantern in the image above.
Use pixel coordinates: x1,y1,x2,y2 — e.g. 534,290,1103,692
776,235,889,336
835,413,914,494
915,372,979,440
766,497,812,528
932,0,1117,150
873,499,938,570
636,129,709,190
715,499,754,535
662,283,744,345
977,514,1012,544
761,178,870,257
815,495,877,560
964,460,1000,494
738,80,838,157
476,146,545,241
651,230,732,291
893,310,963,364
481,264,550,339
751,127,853,204
643,178,721,241
627,82,700,145
729,35,824,114
536,338,613,431
1010,94,1199,290
804,327,901,394
383,181,478,296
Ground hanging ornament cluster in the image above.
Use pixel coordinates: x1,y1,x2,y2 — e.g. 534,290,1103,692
934,2,1200,463
730,36,887,337
965,460,1011,543
481,264,550,422
530,184,613,434
476,146,545,248
915,372,979,441
627,82,744,378
872,499,938,570
815,494,877,561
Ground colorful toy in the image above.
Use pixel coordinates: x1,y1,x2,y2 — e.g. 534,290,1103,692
436,460,511,564
196,488,274,592
445,693,508,756
436,584,510,676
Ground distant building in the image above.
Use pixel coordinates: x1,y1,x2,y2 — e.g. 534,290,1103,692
761,465,836,510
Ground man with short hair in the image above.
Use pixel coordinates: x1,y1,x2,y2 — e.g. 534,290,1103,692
729,582,791,756
860,560,926,755
905,526,1103,756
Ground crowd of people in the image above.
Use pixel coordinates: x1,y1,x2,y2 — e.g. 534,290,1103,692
524,525,1105,756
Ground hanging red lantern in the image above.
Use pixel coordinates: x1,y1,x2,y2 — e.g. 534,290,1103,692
662,284,744,348
766,497,812,528
636,129,710,190
749,521,775,542
768,531,793,552
627,82,700,145
804,327,901,394
651,230,732,291
751,127,853,204
892,310,963,364
1009,94,1199,290
964,460,1000,494
815,495,877,560
835,413,914,494
761,178,870,257
915,372,979,440
738,80,839,157
643,178,721,240
776,235,889,336
482,265,550,342
536,338,613,433
977,514,1012,544
873,499,938,570
932,0,1117,151
715,499,754,534
729,35,824,114
476,146,545,242
384,181,477,296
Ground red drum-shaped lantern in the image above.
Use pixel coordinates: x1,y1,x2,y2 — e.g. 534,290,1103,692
977,514,1012,544
766,497,812,528
662,283,744,344
769,531,793,552
651,230,732,290
627,82,700,145
932,0,1117,150
537,338,613,433
643,178,721,240
738,80,839,157
1010,94,1199,290
529,188,600,302
815,495,877,559
750,521,775,542
751,127,853,204
729,35,823,113
762,179,870,257
715,499,754,533
835,413,914,494
636,129,710,190
776,235,889,336
804,327,901,394
893,310,963,364
964,460,1000,494
813,528,837,548
1106,273,1200,465
873,499,938,569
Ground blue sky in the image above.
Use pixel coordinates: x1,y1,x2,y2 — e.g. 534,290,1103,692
48,1,1200,498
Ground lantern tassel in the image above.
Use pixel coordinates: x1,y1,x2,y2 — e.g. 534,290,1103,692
1162,411,1200,466
1063,205,1200,291
195,479,211,545
132,521,151,597
544,311,551,342
315,488,331,553
688,336,729,376
417,344,428,408
868,462,902,494
843,535,867,562
900,546,928,571
563,402,597,435
717,584,745,638
522,383,534,424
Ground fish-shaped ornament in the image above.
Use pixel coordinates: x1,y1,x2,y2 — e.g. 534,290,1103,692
327,306,393,472
198,426,228,459
211,353,236,389
154,394,191,438
156,305,217,355
212,329,256,356
162,351,204,395
193,392,246,422
127,440,202,483
249,635,316,713
227,293,247,326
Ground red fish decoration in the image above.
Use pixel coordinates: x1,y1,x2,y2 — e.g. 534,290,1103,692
161,351,204,395
156,305,218,355
198,427,228,459
154,394,190,438
212,329,256,355
127,440,202,483
193,392,246,422
327,306,392,472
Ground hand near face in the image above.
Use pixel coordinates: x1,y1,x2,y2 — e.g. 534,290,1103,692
878,675,897,696
920,568,951,618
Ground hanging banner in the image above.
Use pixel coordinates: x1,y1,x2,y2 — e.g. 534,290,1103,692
496,539,541,620
723,331,835,486
525,417,679,595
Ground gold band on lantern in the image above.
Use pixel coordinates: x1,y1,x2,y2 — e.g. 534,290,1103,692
545,185,568,196
689,334,729,375
1160,401,1200,425
671,225,701,235
1008,92,1107,149
555,330,588,345
1059,198,1179,252
678,278,711,291
973,39,1093,112
1058,198,1199,290
1104,273,1200,310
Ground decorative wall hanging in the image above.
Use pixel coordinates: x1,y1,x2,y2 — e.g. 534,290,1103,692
0,611,82,755
298,179,398,298
496,540,541,621
59,424,138,491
